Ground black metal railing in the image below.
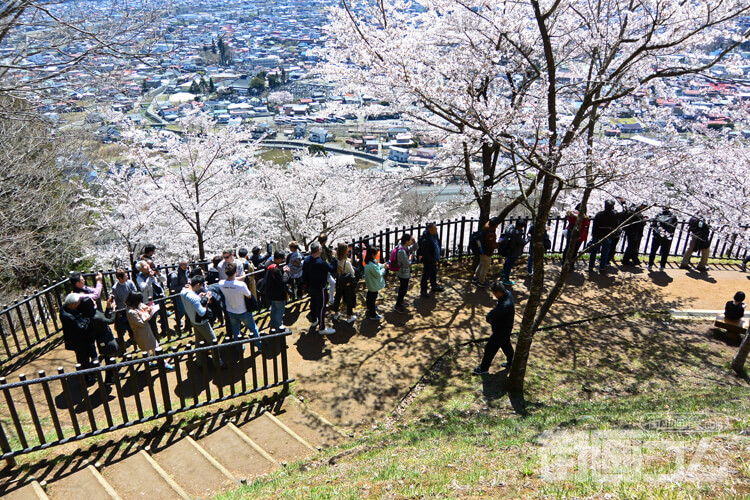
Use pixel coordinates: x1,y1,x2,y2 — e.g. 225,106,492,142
0,332,292,460
1,216,749,365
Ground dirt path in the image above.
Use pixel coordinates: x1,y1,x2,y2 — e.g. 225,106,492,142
2,259,748,439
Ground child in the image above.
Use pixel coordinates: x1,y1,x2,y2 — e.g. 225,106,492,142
725,291,746,321
364,246,387,320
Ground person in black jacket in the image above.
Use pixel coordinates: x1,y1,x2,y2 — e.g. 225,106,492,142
648,207,677,271
168,259,191,331
680,215,711,271
621,201,648,266
265,251,291,333
472,282,515,375
302,241,336,335
79,295,119,383
60,293,97,384
725,291,745,321
499,220,526,286
418,223,445,297
589,200,618,272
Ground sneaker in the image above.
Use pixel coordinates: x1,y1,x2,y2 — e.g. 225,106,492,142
471,278,479,285
502,279,515,286
369,314,383,320
319,328,336,335
647,264,653,270
309,319,319,328
659,266,665,272
346,315,357,323
476,281,490,288
420,292,431,298
332,312,341,320
679,264,690,270
471,367,488,376
433,285,445,292
394,305,407,314
696,266,708,272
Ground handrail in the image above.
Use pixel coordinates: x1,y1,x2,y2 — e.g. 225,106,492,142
0,216,748,365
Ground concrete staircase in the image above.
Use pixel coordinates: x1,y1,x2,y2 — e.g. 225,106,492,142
2,397,345,500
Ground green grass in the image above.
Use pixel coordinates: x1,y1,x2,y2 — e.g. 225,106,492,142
217,385,750,499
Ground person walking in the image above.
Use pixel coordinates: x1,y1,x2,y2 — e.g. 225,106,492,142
499,220,526,286
302,241,336,335
621,202,648,266
392,233,418,314
364,246,387,320
418,223,444,297
472,281,515,375
648,207,677,271
330,243,357,323
181,276,226,368
588,200,618,272
680,215,711,272
472,217,501,287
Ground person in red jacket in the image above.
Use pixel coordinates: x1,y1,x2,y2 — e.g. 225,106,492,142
563,204,590,267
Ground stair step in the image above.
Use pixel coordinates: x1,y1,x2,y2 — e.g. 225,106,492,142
196,424,278,481
150,436,237,498
275,398,346,449
46,465,119,500
102,450,190,500
2,480,49,500
236,411,315,464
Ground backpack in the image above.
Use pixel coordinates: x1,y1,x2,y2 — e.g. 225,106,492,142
468,230,485,255
497,234,512,257
389,246,403,272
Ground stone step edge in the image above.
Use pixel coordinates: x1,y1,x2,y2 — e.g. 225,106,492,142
183,434,240,484
262,412,317,453
138,450,191,500
289,395,350,440
226,422,280,467
30,481,50,500
669,309,724,319
86,465,123,500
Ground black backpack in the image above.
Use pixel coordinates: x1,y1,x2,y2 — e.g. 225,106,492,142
468,230,485,255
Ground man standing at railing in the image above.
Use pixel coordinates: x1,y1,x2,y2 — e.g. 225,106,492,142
168,259,191,332
303,241,336,335
135,261,166,338
220,262,263,349
181,275,226,369
621,202,648,267
648,207,677,272
680,215,711,272
418,223,445,298
60,292,97,385
112,268,137,346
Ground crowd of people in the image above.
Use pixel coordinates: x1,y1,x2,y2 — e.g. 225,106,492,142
59,208,750,382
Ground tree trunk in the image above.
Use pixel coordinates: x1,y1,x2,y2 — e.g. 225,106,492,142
732,332,750,374
507,169,557,397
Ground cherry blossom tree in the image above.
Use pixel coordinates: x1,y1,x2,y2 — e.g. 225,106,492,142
327,0,750,400
117,116,269,261
254,152,402,248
